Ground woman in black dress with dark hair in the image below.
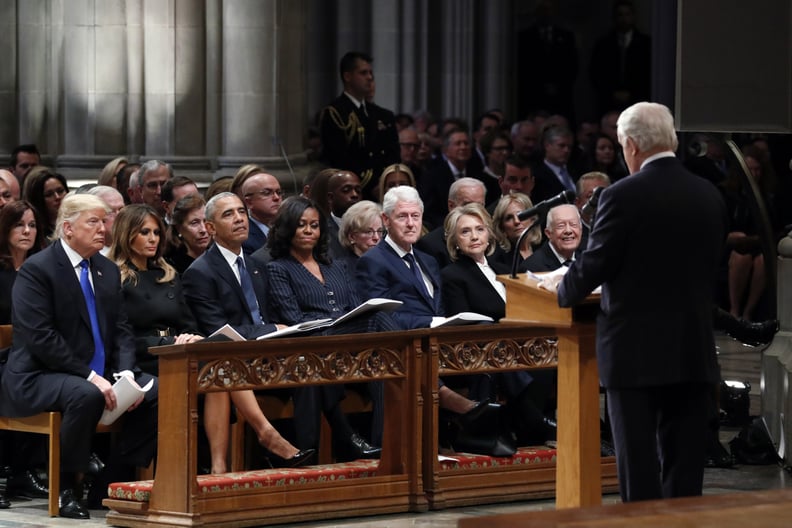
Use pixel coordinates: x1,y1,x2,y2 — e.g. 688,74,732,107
0,200,48,506
22,166,69,241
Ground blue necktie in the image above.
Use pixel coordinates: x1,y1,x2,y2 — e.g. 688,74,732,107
237,257,262,324
403,253,431,298
79,260,105,376
559,166,576,192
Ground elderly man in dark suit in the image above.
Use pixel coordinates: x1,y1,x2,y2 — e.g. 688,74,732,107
356,185,491,421
556,102,728,502
319,51,399,201
0,194,157,519
522,204,582,273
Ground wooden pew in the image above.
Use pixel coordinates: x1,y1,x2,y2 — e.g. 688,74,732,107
420,323,618,510
104,329,427,527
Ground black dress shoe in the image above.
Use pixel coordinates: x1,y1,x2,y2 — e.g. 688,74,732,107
0,491,10,509
7,469,49,499
453,398,491,429
267,449,316,469
87,452,106,475
727,318,779,346
59,489,90,519
337,433,382,462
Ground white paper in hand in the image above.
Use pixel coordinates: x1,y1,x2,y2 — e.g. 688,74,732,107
99,377,155,426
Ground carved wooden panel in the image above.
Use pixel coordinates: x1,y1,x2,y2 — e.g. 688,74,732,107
437,337,557,374
196,347,405,392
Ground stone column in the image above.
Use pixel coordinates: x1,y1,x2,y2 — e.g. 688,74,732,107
218,0,308,186
477,1,513,116
437,0,475,119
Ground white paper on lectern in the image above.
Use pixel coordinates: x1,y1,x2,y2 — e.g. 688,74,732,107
430,312,494,328
208,324,246,341
99,377,155,425
532,266,601,294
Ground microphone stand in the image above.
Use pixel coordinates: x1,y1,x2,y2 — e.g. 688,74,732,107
510,217,540,278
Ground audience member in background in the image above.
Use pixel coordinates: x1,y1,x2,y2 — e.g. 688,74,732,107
10,144,40,187
336,200,384,275
531,124,580,204
97,157,128,189
490,156,535,211
574,171,611,248
416,177,486,269
319,51,399,200
22,166,68,240
204,175,233,201
441,203,551,446
0,171,16,209
161,176,199,224
0,194,159,518
117,163,140,205
510,120,541,164
471,112,501,172
165,194,210,274
311,169,362,258
83,186,125,255
231,165,283,255
0,201,49,506
722,145,779,322
0,170,20,203
108,205,202,375
266,196,388,457
491,193,543,270
480,129,514,182
377,163,417,203
128,160,172,216
398,128,424,185
586,133,628,182
182,192,314,473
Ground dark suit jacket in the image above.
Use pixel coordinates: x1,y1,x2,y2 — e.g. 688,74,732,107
589,29,651,114
415,226,452,270
266,256,360,325
531,161,577,205
521,241,577,273
0,241,137,416
558,157,728,389
319,94,399,200
242,220,267,256
0,267,17,325
418,158,495,229
182,243,278,339
441,255,507,321
121,266,199,373
356,241,443,330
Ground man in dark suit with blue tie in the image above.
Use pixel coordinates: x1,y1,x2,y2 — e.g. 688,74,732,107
0,194,157,519
557,102,728,502
182,192,279,339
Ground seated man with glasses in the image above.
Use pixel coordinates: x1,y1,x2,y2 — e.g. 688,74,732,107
231,165,284,255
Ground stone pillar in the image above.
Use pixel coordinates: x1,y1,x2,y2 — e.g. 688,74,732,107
477,1,513,116
761,231,792,461
438,0,475,119
218,0,308,186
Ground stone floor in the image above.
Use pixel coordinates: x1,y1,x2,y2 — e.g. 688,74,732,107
0,333,782,527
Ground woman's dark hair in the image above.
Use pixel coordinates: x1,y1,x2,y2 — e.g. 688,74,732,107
22,166,68,225
0,200,45,270
268,196,330,264
167,193,206,251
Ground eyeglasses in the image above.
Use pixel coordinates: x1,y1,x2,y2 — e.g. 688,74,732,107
244,188,284,199
400,142,420,149
356,228,385,238
43,187,67,199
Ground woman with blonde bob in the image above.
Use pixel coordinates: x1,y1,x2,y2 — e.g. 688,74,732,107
491,192,543,269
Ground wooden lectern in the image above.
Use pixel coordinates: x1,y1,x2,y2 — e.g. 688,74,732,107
498,273,603,509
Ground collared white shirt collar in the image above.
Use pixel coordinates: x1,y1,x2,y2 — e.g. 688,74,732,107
215,243,245,283
640,151,675,170
344,91,365,110
548,242,574,266
385,235,410,258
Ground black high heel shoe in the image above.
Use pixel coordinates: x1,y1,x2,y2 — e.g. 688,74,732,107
266,449,316,469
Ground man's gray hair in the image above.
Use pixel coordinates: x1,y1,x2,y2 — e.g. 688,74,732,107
616,102,678,153
137,159,173,187
85,185,123,203
54,194,110,239
449,177,486,205
546,203,581,229
382,185,423,216
205,191,239,222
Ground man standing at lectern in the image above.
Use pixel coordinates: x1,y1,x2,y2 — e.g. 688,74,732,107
556,102,728,502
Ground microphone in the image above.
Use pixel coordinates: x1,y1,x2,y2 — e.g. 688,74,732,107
516,190,576,221
580,186,604,220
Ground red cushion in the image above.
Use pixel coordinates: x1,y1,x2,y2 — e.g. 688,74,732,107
439,446,557,471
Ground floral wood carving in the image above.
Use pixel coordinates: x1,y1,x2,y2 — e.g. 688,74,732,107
197,347,405,392
438,337,557,373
